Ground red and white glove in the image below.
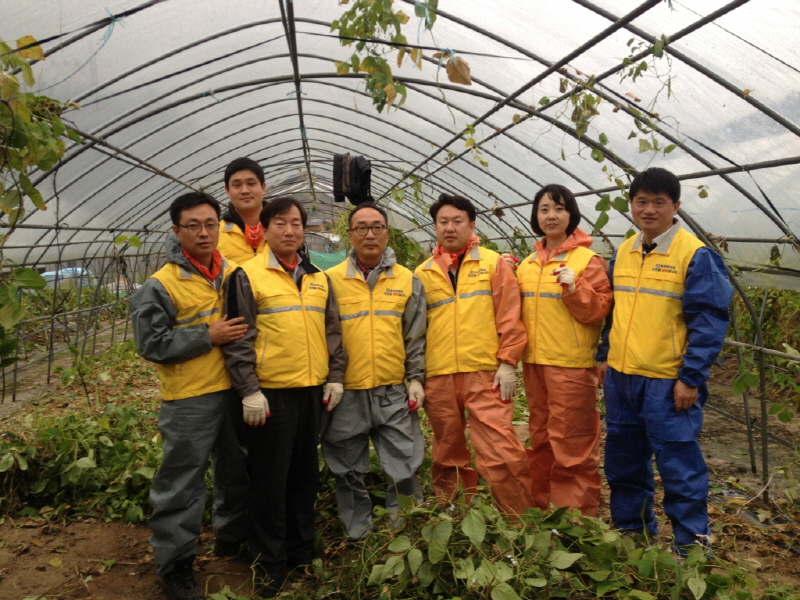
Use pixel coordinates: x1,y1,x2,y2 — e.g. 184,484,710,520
323,382,344,411
500,253,520,271
242,391,270,427
553,264,576,294
407,379,425,412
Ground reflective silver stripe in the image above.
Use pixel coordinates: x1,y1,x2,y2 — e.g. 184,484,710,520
521,292,537,297
175,307,219,325
427,297,456,310
539,292,562,299
178,266,194,279
375,310,403,318
613,285,681,300
459,290,492,300
258,305,302,315
639,287,682,300
340,310,369,321
223,222,236,232
553,251,569,262
305,305,326,313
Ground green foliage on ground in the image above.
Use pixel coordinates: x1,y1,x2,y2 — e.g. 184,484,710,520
0,341,160,522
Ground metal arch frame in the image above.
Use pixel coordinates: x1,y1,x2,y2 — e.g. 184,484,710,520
377,0,664,199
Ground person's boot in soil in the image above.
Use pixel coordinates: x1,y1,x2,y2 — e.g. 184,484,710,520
161,556,203,600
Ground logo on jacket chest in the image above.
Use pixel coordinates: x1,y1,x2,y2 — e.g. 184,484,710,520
384,288,406,297
308,282,327,292
651,263,678,274
467,267,489,278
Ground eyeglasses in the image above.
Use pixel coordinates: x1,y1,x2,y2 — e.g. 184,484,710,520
350,224,387,236
177,222,220,233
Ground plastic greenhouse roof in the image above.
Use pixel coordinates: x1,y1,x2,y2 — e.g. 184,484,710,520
2,0,800,288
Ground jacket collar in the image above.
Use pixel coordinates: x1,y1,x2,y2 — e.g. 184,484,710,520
631,219,682,254
345,247,397,279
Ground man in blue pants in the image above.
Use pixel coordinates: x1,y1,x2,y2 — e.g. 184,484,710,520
598,167,732,553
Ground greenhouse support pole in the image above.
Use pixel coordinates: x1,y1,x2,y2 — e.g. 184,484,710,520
729,301,758,474
755,292,770,498
678,210,771,494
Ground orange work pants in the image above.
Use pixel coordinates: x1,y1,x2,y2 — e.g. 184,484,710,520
522,363,601,515
424,371,534,517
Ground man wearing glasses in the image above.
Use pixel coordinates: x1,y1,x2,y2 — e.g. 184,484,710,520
322,202,427,541
130,192,250,600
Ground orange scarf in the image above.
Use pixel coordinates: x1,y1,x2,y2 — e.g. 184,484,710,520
244,223,263,249
182,249,222,281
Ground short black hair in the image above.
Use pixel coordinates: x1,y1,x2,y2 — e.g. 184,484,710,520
530,184,581,237
260,196,307,229
169,192,221,225
348,202,388,228
224,157,265,188
629,167,681,203
429,194,476,222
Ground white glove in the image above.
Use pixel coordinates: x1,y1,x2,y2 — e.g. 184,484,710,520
553,265,576,294
406,379,425,412
492,363,517,402
242,391,269,427
500,253,519,271
323,382,344,411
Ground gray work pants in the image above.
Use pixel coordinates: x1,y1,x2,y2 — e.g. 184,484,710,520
149,389,248,576
321,384,424,540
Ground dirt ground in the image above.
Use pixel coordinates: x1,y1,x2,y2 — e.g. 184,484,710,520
0,354,799,599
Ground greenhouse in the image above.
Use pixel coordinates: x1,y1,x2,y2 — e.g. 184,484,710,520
1,1,800,599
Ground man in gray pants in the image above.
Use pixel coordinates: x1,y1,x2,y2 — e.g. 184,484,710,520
323,202,427,541
130,192,250,600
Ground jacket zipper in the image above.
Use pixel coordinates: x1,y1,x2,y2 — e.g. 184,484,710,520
620,250,646,371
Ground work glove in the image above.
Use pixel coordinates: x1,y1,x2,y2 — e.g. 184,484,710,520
500,253,520,271
492,362,517,403
323,382,344,411
553,264,576,294
406,379,425,412
242,391,270,427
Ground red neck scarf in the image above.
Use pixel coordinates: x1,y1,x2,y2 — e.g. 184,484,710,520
182,249,222,281
278,254,299,272
244,223,263,249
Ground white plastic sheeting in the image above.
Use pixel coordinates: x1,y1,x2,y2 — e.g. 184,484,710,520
2,0,799,286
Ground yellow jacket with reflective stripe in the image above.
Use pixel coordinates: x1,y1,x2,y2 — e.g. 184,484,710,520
150,259,235,400
608,227,705,379
242,249,330,388
518,245,599,367
217,219,266,265
415,246,500,376
326,258,413,389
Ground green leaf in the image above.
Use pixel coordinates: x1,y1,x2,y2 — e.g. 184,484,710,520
593,212,609,233
585,570,610,581
13,267,46,290
638,138,652,153
549,550,583,570
428,539,447,564
128,235,142,248
525,578,548,588
599,132,609,145
15,453,28,470
75,456,97,469
768,404,783,415
0,454,14,472
590,147,604,163
490,582,523,600
611,196,629,213
388,535,411,553
454,557,475,579
732,370,758,396
698,188,709,198
629,591,655,600
625,228,636,239
0,285,25,330
664,144,677,154
417,560,435,587
134,466,156,479
688,575,707,600
383,554,405,578
595,194,611,211
367,564,384,586
407,548,423,576
462,509,486,547
432,519,452,543
115,234,128,245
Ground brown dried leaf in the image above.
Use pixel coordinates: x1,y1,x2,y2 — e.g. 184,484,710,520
743,88,753,98
397,47,406,68
625,92,641,102
446,55,471,85
384,83,397,108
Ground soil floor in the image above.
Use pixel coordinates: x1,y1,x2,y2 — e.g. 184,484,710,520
1,350,799,599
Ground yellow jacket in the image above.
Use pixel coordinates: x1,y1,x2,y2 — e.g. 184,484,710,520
608,227,705,379
326,258,414,389
416,245,505,376
518,242,602,368
242,249,330,388
217,219,266,265
149,258,236,400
